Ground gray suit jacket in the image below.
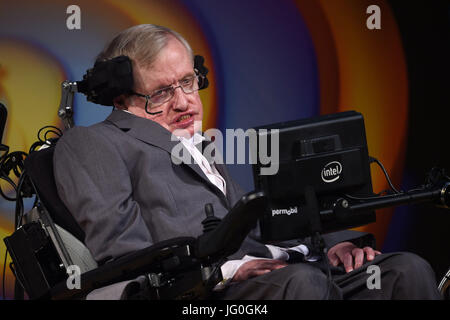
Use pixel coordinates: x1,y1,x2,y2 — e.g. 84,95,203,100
54,110,269,263
54,110,374,266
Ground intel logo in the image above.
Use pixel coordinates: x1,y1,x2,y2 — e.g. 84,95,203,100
321,161,342,183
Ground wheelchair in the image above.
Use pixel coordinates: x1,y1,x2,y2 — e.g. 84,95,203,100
5,144,449,300
2,145,197,299
2,140,271,300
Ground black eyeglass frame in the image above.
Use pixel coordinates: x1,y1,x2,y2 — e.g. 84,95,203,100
132,72,206,115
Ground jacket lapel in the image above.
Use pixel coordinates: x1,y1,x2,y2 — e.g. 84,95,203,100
105,110,179,156
104,110,228,203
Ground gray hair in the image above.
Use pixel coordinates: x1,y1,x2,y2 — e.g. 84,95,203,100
96,24,194,67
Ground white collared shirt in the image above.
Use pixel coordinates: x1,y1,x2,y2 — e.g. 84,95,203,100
178,133,227,196
121,109,227,194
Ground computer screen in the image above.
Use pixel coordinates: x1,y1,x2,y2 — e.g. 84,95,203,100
252,110,376,241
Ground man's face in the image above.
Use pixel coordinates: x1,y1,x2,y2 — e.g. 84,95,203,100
127,37,203,137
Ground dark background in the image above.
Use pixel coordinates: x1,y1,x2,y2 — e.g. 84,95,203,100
384,0,450,280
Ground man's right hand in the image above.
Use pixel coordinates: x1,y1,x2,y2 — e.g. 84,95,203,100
232,259,288,282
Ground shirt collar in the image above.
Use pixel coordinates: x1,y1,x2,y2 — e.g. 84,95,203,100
179,132,205,147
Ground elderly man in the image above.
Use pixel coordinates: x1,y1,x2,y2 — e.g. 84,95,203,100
54,24,441,299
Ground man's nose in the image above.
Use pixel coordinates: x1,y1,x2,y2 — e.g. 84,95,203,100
172,86,189,111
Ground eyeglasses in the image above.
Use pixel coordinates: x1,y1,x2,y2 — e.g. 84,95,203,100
132,74,205,113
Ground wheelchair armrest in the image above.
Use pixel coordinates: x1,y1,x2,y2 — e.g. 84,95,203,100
49,236,197,300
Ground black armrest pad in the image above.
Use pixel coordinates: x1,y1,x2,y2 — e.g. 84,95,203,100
50,237,196,300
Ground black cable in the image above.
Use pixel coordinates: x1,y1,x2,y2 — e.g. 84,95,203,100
0,151,27,168
344,192,403,201
28,141,45,153
28,126,61,154
43,129,62,142
369,156,401,194
0,174,18,201
37,125,62,143
17,173,40,229
343,184,432,202
0,125,60,202
343,157,405,202
14,172,32,230
0,151,28,197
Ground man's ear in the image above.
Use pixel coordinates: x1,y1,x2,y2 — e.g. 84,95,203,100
113,95,128,110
